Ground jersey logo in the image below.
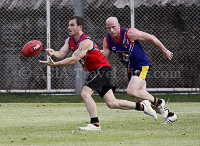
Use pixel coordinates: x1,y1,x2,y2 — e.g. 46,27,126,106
116,51,130,62
112,47,116,51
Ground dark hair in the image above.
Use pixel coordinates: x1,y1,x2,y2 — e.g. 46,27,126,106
70,16,85,32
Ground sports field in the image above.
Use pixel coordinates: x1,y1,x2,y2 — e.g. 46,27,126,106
0,93,200,146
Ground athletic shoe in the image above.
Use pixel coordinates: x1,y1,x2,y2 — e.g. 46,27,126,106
162,113,178,124
157,99,168,119
79,124,101,130
142,100,157,120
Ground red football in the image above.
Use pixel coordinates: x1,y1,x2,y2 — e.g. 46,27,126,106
22,40,42,57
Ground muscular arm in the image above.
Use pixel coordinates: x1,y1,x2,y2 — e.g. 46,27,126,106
46,38,70,60
39,39,92,67
128,28,173,60
103,37,111,61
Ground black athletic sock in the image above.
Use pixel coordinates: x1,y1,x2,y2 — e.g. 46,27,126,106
90,117,100,127
167,111,174,117
135,102,144,111
152,97,162,106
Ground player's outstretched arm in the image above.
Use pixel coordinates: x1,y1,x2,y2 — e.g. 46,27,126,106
128,28,173,60
46,38,70,60
39,39,91,67
102,37,111,61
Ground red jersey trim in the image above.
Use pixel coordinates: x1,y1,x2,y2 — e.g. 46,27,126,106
126,29,134,43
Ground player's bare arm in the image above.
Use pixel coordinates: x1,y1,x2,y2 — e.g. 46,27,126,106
102,37,111,60
39,39,92,67
128,28,173,60
46,38,70,60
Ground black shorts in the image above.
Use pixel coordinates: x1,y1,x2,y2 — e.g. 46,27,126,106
128,66,149,81
84,66,116,98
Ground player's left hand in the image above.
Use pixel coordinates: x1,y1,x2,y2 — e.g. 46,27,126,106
39,57,57,67
163,50,173,60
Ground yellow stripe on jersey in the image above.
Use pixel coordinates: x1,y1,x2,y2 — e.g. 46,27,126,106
139,66,149,80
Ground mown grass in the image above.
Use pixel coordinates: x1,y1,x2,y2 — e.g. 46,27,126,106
0,93,199,146
0,102,199,146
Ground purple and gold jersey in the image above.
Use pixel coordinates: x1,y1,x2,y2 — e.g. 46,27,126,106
106,28,150,72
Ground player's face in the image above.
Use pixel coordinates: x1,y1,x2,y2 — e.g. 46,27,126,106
68,19,80,37
106,22,120,39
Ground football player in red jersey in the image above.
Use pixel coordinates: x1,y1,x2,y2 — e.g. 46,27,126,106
102,17,177,124
39,16,158,130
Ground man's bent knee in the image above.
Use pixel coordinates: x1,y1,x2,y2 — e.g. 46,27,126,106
106,101,119,109
127,88,138,97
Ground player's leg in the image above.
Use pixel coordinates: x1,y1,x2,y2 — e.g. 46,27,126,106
132,79,160,112
127,66,169,118
102,89,157,120
79,66,114,130
81,86,97,118
79,67,105,130
127,66,177,122
128,74,170,118
79,86,101,130
103,89,136,109
138,77,177,123
98,66,155,120
127,75,155,103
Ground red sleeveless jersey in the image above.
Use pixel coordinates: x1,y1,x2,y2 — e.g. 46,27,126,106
68,33,111,72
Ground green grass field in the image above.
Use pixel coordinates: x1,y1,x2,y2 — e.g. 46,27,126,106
0,93,200,146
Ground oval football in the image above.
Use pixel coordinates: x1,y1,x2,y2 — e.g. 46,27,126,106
22,40,42,57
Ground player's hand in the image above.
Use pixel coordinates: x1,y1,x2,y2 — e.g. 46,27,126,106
46,48,55,56
100,50,105,55
163,50,173,60
38,57,56,67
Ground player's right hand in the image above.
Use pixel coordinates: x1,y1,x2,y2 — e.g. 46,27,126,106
46,48,55,56
163,49,173,60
